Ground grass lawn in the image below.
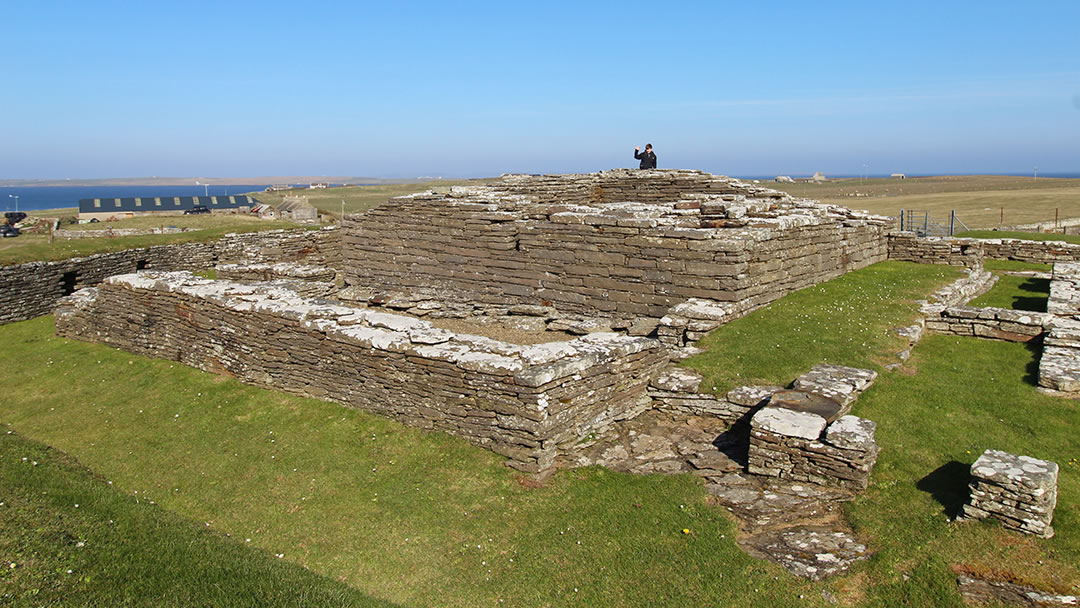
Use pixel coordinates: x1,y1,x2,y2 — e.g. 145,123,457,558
969,275,1051,311
60,214,281,232
684,262,964,394
3,261,1077,606
0,221,305,266
768,175,1080,230
0,430,392,607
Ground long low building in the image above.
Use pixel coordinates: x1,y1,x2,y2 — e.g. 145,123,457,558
78,195,260,220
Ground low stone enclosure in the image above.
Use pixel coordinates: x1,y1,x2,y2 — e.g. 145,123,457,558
55,271,669,474
917,261,1080,394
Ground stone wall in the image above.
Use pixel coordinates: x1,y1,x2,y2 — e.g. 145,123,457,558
54,226,191,239
0,228,340,325
748,409,880,491
889,232,1080,266
54,271,668,474
343,170,889,325
924,306,1054,342
1039,262,1080,392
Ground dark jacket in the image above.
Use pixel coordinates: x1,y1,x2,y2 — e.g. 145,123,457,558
634,148,657,169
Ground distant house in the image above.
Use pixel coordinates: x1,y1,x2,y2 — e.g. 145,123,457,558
309,182,329,189
890,173,906,179
265,184,293,192
278,195,318,223
78,195,259,221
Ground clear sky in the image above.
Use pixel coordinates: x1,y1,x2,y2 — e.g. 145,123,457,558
2,1,1078,179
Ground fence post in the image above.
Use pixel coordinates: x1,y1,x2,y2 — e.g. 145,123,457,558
900,209,905,231
950,210,955,236
924,211,929,234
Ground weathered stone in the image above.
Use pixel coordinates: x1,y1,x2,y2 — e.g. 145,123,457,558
650,366,703,392
962,449,1058,538
742,526,869,580
766,390,844,423
751,407,826,440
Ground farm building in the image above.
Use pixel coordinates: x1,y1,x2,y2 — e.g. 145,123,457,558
78,195,259,221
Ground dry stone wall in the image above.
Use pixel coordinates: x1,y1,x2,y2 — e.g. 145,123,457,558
925,306,1053,342
889,232,1080,266
748,409,880,491
343,170,889,324
0,228,340,325
54,271,668,474
1039,262,1080,392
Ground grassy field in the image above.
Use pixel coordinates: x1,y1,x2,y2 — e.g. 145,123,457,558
5,261,1077,606
59,214,279,232
684,262,964,394
0,430,391,607
0,221,306,266
246,180,493,218
767,175,1080,230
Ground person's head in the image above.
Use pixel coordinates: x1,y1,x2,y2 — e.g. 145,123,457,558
645,144,653,152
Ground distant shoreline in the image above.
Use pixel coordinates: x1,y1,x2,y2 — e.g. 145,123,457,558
0,176,434,188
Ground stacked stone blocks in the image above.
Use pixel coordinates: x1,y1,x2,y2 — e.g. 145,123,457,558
343,170,889,326
747,365,881,491
962,449,1058,538
889,232,1080,266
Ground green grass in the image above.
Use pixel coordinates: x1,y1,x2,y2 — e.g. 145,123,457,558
1,317,808,607
982,259,1052,273
0,429,393,607
683,261,964,394
955,230,1080,244
0,221,306,266
969,275,1050,311
849,335,1080,596
4,261,1079,605
61,214,280,232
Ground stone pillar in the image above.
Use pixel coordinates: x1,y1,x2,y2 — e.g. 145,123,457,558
962,449,1058,538
748,406,880,491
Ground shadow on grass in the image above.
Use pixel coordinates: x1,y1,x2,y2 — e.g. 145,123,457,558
1011,278,1050,312
916,461,971,519
1023,339,1044,387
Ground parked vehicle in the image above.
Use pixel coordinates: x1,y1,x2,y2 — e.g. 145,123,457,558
0,225,20,238
184,206,210,215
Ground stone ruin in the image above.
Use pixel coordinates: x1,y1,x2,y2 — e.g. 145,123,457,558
341,169,889,346
962,449,1058,538
51,169,1080,585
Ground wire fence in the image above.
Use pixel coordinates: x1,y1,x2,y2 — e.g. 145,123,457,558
899,209,970,236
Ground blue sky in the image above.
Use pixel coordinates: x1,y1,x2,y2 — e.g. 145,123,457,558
2,1,1077,179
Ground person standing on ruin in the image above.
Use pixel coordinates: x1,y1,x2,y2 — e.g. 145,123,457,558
634,144,657,169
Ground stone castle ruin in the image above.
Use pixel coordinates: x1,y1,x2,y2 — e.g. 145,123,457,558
38,169,1080,581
